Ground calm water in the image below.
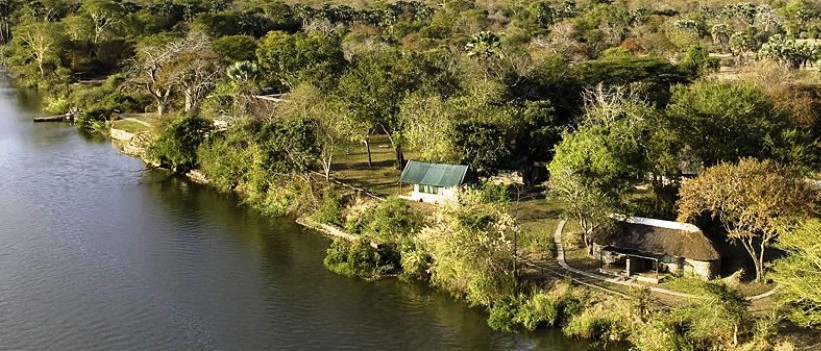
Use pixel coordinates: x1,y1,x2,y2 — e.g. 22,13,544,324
0,78,603,350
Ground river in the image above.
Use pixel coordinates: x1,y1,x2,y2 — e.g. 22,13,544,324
0,78,605,350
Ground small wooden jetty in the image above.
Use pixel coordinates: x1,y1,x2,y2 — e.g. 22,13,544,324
33,113,75,123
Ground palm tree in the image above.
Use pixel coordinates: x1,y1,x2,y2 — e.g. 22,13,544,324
464,31,502,60
226,61,261,114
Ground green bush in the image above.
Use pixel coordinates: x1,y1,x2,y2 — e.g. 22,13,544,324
323,238,401,280
197,123,256,192
514,293,564,330
398,239,432,281
630,319,692,351
479,182,511,204
487,298,522,332
75,108,111,133
244,172,316,217
147,116,213,172
43,96,70,115
312,187,346,226
364,197,421,243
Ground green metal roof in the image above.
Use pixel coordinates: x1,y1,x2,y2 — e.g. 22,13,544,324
399,161,470,187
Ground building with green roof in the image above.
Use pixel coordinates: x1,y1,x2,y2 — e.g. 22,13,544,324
399,160,476,203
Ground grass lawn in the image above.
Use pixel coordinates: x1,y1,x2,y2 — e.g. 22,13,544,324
515,198,565,254
111,119,149,134
330,134,417,198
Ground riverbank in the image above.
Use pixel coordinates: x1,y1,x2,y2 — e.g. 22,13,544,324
98,115,821,351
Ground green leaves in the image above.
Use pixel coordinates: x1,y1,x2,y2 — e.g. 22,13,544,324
255,31,345,92
147,116,213,173
771,219,821,328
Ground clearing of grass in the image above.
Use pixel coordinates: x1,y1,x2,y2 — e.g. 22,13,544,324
111,119,149,134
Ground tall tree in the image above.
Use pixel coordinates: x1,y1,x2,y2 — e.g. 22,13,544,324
81,0,123,45
255,31,346,92
9,21,66,78
130,33,222,115
677,158,819,282
666,81,784,166
336,48,424,169
279,83,352,180
547,86,648,252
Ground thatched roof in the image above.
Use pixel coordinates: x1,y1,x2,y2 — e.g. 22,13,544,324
591,216,721,261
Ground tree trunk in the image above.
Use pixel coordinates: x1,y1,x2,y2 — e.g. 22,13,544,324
156,100,165,116
394,144,405,170
363,135,372,168
584,230,593,256
37,57,45,77
322,155,332,180
740,238,763,282
733,324,738,346
757,239,768,282
184,89,193,112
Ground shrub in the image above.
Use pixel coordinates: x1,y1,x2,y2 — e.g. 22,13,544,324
323,238,401,280
398,239,432,282
562,301,631,343
312,187,346,226
43,96,70,115
197,123,256,192
487,298,522,332
244,172,316,217
418,203,516,306
630,319,692,351
479,182,511,204
146,116,213,172
75,107,111,133
514,293,564,330
343,197,381,234
364,197,421,243
100,92,145,113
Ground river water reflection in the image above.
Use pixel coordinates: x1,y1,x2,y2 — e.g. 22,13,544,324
0,78,609,350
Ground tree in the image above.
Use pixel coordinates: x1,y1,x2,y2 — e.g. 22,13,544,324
759,37,817,69
336,48,423,169
213,34,258,62
0,0,19,44
729,31,757,65
130,33,222,115
279,83,352,180
547,86,648,253
770,219,821,328
451,118,511,176
679,44,720,75
418,202,516,306
9,21,66,79
666,81,782,166
170,33,224,113
710,24,729,48
147,116,213,172
400,94,457,163
224,60,261,114
465,31,502,60
578,52,691,106
81,0,123,45
677,158,818,282
255,31,346,92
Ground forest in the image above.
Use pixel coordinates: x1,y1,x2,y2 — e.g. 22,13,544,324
3,0,821,350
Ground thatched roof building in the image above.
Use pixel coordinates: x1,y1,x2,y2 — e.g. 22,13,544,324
591,216,721,280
